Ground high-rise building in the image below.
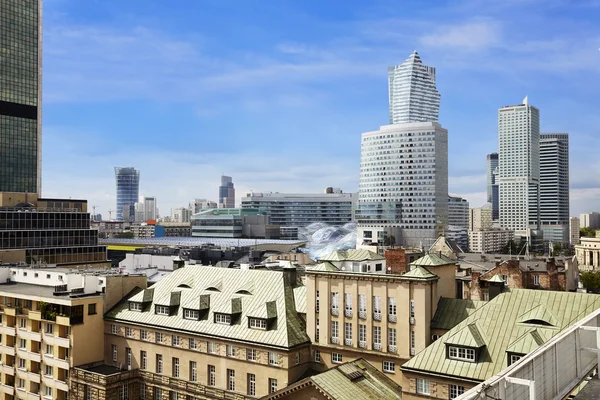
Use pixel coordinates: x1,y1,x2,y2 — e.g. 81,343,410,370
580,212,600,230
114,167,140,221
189,198,217,214
357,52,448,248
218,175,235,208
0,0,43,194
486,153,499,221
133,196,157,222
388,51,440,124
448,196,469,229
498,97,542,249
539,133,569,244
170,206,191,223
570,216,580,246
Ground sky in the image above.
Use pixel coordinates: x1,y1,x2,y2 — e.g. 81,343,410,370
40,0,600,218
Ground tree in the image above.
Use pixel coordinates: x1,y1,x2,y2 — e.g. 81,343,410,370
502,238,527,255
580,227,597,238
552,243,562,256
115,232,134,239
580,271,600,292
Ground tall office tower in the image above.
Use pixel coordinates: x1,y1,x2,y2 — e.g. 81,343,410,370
448,196,469,229
498,97,542,249
486,153,499,220
570,217,580,246
0,0,43,194
357,52,448,248
189,198,217,214
218,175,235,208
115,167,140,221
140,196,157,221
539,133,569,244
388,51,440,124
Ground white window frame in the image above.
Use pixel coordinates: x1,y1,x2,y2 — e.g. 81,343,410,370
119,385,128,400
359,294,367,315
416,378,430,395
112,344,117,362
172,335,181,347
332,353,343,363
155,305,170,315
141,351,147,370
208,365,216,386
510,354,523,365
359,324,367,343
331,292,339,314
268,352,279,366
215,313,232,325
45,365,53,377
111,325,118,335
448,346,476,362
172,357,180,378
450,384,465,399
315,290,320,313
141,330,149,341
314,350,321,362
227,369,235,391
410,299,415,318
533,274,540,285
190,361,197,382
129,302,142,311
269,378,278,394
344,293,352,314
208,341,217,354
189,338,197,349
246,348,257,362
226,344,236,358
345,322,352,344
388,328,397,347
156,354,163,374
46,323,53,334
248,373,256,396
249,318,267,330
125,327,133,338
155,332,163,343
373,326,381,345
126,347,132,367
388,297,396,317
184,309,199,320
331,321,339,342
383,361,395,373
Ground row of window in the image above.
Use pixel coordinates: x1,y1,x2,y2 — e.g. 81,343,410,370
319,292,415,320
415,379,465,399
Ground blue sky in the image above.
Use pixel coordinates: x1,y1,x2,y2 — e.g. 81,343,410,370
41,0,600,218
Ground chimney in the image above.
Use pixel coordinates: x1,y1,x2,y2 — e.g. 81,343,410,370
282,264,297,288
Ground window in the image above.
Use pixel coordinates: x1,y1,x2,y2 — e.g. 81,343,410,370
119,385,128,400
344,293,352,316
294,352,300,365
140,384,145,400
228,369,235,391
88,303,97,315
314,350,321,362
208,341,217,354
155,305,169,315
226,345,236,357
432,334,440,341
359,294,367,318
373,326,381,348
416,378,430,395
17,378,25,388
45,387,52,398
46,323,54,334
189,338,197,349
316,318,320,341
332,353,343,363
215,313,232,325
156,354,163,373
450,384,465,399
448,346,476,362
359,324,367,345
373,296,381,318
172,335,182,347
172,357,180,377
249,318,267,330
269,378,278,393
125,327,134,337
268,352,279,366
190,361,197,381
112,345,117,362
18,358,26,369
111,324,118,335
388,297,396,320
46,344,54,355
45,365,53,376
154,388,162,400
19,338,26,349
141,330,149,341
169,391,176,400
345,322,352,345
410,299,415,319
247,348,257,361
126,347,132,368
208,365,216,386
129,302,142,311
315,290,320,312
502,274,508,283
331,292,339,315
510,354,523,365
383,361,395,373
184,309,199,320
19,318,26,329
388,328,397,351
331,321,339,343
533,274,540,285
411,331,415,352
155,332,164,343
248,373,256,396
141,351,147,370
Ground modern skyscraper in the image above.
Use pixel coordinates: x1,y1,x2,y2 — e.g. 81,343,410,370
539,133,570,244
388,51,440,124
357,52,448,248
218,175,235,208
486,153,499,221
498,97,542,249
115,167,140,221
0,0,43,194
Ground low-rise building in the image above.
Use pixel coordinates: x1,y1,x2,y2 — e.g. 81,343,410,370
401,289,600,399
157,222,192,237
575,233,600,271
468,229,514,254
318,249,387,273
71,265,311,399
191,208,280,239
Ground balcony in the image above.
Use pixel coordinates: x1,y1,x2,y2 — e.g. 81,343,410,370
43,355,69,370
344,339,352,346
359,341,367,349
17,330,42,342
17,349,41,363
373,311,382,321
0,363,15,375
0,344,15,356
331,337,339,345
0,384,14,396
3,306,17,317
26,392,41,400
56,315,70,326
359,310,367,320
42,334,69,349
344,309,352,318
0,325,16,336
28,311,41,321
331,308,339,317
16,369,40,384
388,345,397,353
373,342,382,351
388,314,397,323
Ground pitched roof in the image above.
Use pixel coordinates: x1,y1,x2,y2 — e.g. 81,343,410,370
310,262,340,272
319,249,385,262
431,298,487,330
262,358,402,400
403,265,438,279
107,265,309,348
402,289,600,381
444,322,487,348
411,253,456,267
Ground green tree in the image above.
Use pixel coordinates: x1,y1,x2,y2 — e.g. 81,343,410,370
552,243,562,256
580,271,600,292
580,227,597,238
502,238,527,255
115,232,134,239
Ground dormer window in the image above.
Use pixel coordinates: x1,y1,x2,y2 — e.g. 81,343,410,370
215,313,232,325
508,353,523,365
184,309,200,320
249,318,267,330
155,305,170,316
129,302,142,311
448,346,476,362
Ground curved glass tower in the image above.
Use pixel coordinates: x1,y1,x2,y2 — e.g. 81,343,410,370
115,167,140,221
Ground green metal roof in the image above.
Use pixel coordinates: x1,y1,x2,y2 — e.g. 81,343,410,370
320,249,386,262
311,262,340,272
431,298,487,330
505,329,547,354
106,266,309,348
516,304,559,327
444,322,487,348
410,253,456,267
403,265,437,279
402,289,600,381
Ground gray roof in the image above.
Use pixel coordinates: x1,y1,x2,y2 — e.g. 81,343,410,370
106,266,309,349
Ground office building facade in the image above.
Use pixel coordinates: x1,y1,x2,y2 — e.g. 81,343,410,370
448,196,469,230
114,167,140,221
486,153,499,221
469,206,493,231
387,51,440,125
218,175,235,209
539,133,569,245
498,97,542,250
240,190,356,227
0,0,43,194
191,208,279,239
189,198,217,214
570,217,580,246
580,212,600,230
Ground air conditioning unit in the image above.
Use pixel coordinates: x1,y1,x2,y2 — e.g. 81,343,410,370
410,317,415,325
410,348,415,356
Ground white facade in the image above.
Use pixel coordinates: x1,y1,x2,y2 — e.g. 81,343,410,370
469,206,493,231
570,216,580,246
170,207,191,223
134,196,158,222
357,122,448,248
468,229,514,254
189,198,217,214
0,266,108,294
388,51,440,124
539,133,569,244
580,212,600,229
498,97,541,237
575,236,600,271
486,152,499,220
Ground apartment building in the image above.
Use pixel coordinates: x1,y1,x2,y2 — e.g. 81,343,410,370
70,266,311,399
305,259,456,387
0,265,145,400
468,229,514,254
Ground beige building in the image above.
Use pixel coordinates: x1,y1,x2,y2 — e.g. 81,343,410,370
575,233,600,271
305,255,457,387
468,206,492,231
0,265,145,400
468,229,513,254
71,265,311,399
570,216,580,246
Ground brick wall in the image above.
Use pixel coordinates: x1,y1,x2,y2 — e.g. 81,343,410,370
385,249,408,275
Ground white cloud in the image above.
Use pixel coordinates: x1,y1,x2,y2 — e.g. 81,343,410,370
419,20,501,51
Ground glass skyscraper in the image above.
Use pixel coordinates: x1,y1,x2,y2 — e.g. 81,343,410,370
486,153,499,220
218,175,235,208
388,51,440,124
115,167,140,221
0,0,42,194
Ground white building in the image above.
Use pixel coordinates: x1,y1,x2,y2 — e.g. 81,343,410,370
498,97,542,250
575,234,600,271
580,212,600,229
240,189,356,227
469,229,514,254
570,216,580,246
387,51,440,124
539,133,569,244
133,196,158,222
170,207,191,223
469,205,493,231
486,153,499,221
